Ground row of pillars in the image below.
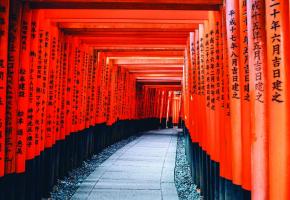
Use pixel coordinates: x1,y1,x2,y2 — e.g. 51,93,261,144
0,1,182,199
182,0,290,199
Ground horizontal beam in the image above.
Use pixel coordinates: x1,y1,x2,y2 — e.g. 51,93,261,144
59,22,198,30
124,67,183,72
30,1,221,10
136,77,182,80
137,79,181,82
64,31,189,38
29,0,221,3
43,10,209,20
83,42,186,47
120,64,183,68
67,29,193,35
114,58,183,65
138,81,181,86
134,74,182,77
87,44,186,48
133,75,182,79
109,56,183,59
129,70,183,73
52,18,204,24
129,71,183,75
94,47,185,51
105,50,184,57
80,37,186,45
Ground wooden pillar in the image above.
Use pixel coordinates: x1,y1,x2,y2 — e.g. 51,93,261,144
265,0,290,199
0,0,9,178
247,0,269,199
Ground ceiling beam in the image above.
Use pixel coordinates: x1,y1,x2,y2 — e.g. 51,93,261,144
105,50,184,57
134,74,182,77
58,22,198,30
130,70,182,73
43,9,209,20
109,56,183,59
64,31,190,38
87,44,186,48
120,64,183,68
82,37,186,42
136,77,182,80
113,58,183,65
30,1,221,10
51,18,205,23
138,82,181,86
94,47,185,51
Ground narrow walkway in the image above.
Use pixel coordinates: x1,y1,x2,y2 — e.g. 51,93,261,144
72,128,179,200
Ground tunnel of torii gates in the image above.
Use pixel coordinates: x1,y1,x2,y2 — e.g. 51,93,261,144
0,0,290,200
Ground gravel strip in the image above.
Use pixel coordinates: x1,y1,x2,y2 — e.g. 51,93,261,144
175,132,202,200
49,134,140,200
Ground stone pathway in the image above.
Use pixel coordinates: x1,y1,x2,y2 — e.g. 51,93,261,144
72,128,179,200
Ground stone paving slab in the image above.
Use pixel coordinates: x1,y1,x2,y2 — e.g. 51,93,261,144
72,128,179,200
93,179,161,190
87,189,162,200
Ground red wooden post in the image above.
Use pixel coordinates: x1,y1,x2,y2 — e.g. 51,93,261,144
0,0,10,177
5,0,22,174
226,0,243,186
266,0,290,199
247,0,269,198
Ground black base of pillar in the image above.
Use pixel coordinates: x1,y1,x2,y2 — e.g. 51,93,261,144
0,118,160,200
183,126,252,200
2,174,16,200
243,189,251,200
15,173,26,200
219,177,225,200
